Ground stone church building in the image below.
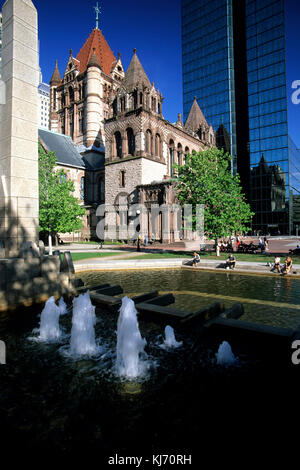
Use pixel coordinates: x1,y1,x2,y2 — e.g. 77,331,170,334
43,25,215,243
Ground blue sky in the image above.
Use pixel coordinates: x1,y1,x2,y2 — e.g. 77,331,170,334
35,0,183,124
1,0,299,145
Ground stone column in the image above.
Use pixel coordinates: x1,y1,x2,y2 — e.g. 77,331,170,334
0,0,39,256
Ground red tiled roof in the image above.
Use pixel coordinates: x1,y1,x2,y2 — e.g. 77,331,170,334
76,28,116,75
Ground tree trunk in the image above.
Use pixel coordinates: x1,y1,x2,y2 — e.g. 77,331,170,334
48,233,53,255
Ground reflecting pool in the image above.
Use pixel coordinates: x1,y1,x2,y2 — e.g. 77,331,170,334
78,269,300,328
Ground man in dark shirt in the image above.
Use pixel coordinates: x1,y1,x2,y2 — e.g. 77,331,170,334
226,254,236,270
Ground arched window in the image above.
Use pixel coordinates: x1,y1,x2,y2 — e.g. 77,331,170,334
169,139,175,177
177,143,183,166
139,92,143,105
69,114,74,137
155,134,161,157
114,132,122,158
69,86,74,103
132,91,138,109
80,176,85,201
60,173,67,183
145,130,153,155
127,128,135,155
120,97,125,112
184,146,189,163
99,178,105,202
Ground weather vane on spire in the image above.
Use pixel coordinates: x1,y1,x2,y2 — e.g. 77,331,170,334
94,2,101,29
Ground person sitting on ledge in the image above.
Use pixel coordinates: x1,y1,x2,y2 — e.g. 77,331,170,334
226,254,236,270
192,252,200,267
270,256,281,273
281,256,293,275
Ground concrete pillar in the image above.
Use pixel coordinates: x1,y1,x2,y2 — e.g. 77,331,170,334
0,0,39,256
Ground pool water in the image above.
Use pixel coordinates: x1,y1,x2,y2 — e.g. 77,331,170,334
78,269,300,329
0,269,299,464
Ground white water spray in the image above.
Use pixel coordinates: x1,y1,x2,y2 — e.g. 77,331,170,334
116,297,147,378
70,292,98,356
216,341,236,365
161,325,183,349
39,296,61,341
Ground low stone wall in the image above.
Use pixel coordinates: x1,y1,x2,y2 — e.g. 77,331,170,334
0,252,76,312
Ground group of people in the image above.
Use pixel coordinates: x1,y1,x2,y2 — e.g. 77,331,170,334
270,256,293,275
217,235,242,253
191,252,236,270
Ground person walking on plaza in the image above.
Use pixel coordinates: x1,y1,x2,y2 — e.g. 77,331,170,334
264,236,269,252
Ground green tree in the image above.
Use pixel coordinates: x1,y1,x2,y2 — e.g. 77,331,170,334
38,143,85,251
175,147,253,243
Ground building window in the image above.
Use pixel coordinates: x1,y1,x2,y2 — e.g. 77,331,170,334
80,176,85,200
69,114,74,138
114,131,122,158
184,146,189,163
79,111,84,134
127,128,135,155
155,134,161,157
69,86,74,103
145,129,153,155
99,178,105,202
169,139,175,176
120,97,125,112
177,143,183,166
60,173,67,183
120,170,125,188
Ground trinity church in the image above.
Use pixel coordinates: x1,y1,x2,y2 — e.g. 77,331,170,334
39,22,215,242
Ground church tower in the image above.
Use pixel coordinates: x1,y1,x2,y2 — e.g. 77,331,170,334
49,60,61,133
49,26,124,150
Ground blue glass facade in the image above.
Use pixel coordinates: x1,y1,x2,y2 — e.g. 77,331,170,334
246,0,290,233
181,0,300,234
182,0,237,172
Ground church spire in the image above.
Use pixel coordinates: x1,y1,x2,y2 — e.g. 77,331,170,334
50,60,61,85
123,49,151,91
184,97,207,133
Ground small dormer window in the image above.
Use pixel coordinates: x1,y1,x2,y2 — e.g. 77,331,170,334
69,63,72,70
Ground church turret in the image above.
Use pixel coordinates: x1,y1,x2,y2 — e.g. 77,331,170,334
184,97,215,145
86,47,102,147
49,60,61,132
114,49,163,116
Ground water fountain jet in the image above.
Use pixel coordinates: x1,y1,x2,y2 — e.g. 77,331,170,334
216,341,236,365
116,297,147,379
70,292,98,356
161,325,183,349
39,296,62,341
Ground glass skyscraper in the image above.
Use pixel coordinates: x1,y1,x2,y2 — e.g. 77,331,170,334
181,0,300,234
